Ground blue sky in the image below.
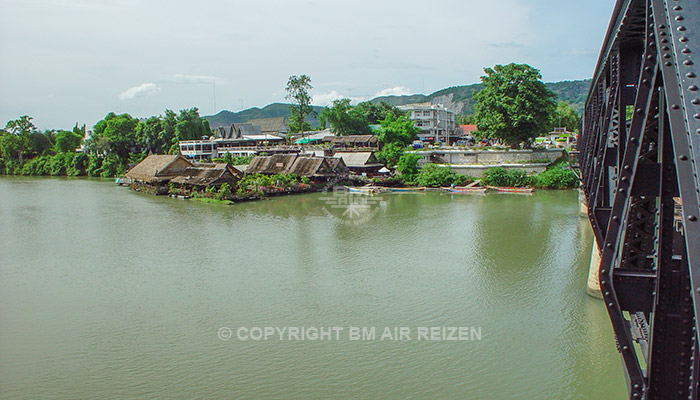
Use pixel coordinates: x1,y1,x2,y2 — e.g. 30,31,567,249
0,0,616,130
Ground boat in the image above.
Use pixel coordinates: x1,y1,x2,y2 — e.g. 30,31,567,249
115,177,133,185
442,186,487,194
487,186,534,194
345,186,384,195
386,187,425,192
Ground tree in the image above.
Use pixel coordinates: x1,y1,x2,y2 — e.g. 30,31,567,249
395,153,421,176
175,107,210,141
90,112,139,159
473,63,557,148
3,116,39,161
285,74,314,135
355,101,405,124
376,142,405,167
376,114,419,146
54,130,83,153
320,98,371,136
554,101,581,133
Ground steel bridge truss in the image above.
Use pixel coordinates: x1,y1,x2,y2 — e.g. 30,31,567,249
580,0,700,398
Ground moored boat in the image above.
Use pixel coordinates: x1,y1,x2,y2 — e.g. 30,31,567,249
442,186,487,194
486,186,534,194
387,187,425,192
345,186,384,194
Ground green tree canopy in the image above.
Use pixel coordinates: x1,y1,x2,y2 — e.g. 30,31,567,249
320,98,371,136
473,63,557,147
354,101,405,124
554,101,581,133
175,107,210,141
54,130,83,153
285,74,314,135
89,112,139,159
376,114,419,146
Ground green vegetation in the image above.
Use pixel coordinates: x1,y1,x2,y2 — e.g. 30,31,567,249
473,63,557,148
213,153,254,165
1,108,211,178
479,164,578,189
319,98,372,136
532,164,578,189
481,167,530,187
555,101,581,133
412,164,474,187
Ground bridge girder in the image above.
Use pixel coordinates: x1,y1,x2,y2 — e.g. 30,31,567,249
581,0,700,398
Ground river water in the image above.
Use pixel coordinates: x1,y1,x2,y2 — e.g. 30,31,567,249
0,177,627,399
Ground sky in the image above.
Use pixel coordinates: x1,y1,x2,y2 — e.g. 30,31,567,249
0,0,616,131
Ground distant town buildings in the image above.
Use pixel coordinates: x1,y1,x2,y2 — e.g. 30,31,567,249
398,103,458,144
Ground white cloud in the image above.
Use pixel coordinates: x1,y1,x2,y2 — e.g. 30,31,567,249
119,83,160,100
312,90,345,106
373,86,412,97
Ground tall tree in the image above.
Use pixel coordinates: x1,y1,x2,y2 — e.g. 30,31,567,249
175,107,210,141
54,130,83,153
90,112,139,159
285,74,313,135
320,98,371,136
355,101,405,124
554,101,581,132
473,63,557,147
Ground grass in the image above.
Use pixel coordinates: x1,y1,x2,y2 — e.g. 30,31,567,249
190,197,233,205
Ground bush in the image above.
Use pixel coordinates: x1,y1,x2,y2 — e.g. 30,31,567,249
98,154,124,177
533,166,578,189
88,154,103,177
69,153,89,176
481,167,531,187
216,183,232,200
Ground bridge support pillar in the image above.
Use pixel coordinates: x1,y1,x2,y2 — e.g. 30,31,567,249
580,188,602,299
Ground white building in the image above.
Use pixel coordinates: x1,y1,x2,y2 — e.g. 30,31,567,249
398,103,457,144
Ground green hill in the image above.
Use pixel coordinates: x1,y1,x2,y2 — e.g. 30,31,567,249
371,79,590,115
204,79,591,127
205,103,324,129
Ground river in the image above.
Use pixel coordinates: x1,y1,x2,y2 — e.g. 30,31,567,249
0,177,627,399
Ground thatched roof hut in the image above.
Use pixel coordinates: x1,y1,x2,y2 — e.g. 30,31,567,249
126,154,193,183
170,163,242,187
245,154,347,177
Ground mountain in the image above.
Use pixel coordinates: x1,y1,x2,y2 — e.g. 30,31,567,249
205,103,324,129
203,79,591,127
371,79,591,115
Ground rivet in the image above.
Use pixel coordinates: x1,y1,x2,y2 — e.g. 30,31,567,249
664,53,671,59
680,36,689,42
691,85,700,91
689,215,698,222
662,46,670,51
672,104,680,109
673,5,682,10
686,60,694,66
679,26,687,32
680,155,689,160
666,61,673,66
695,113,700,119
676,16,684,21
693,99,700,105
688,72,697,78
683,48,691,54
608,302,614,307
659,24,666,29
636,108,643,113
618,188,625,193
